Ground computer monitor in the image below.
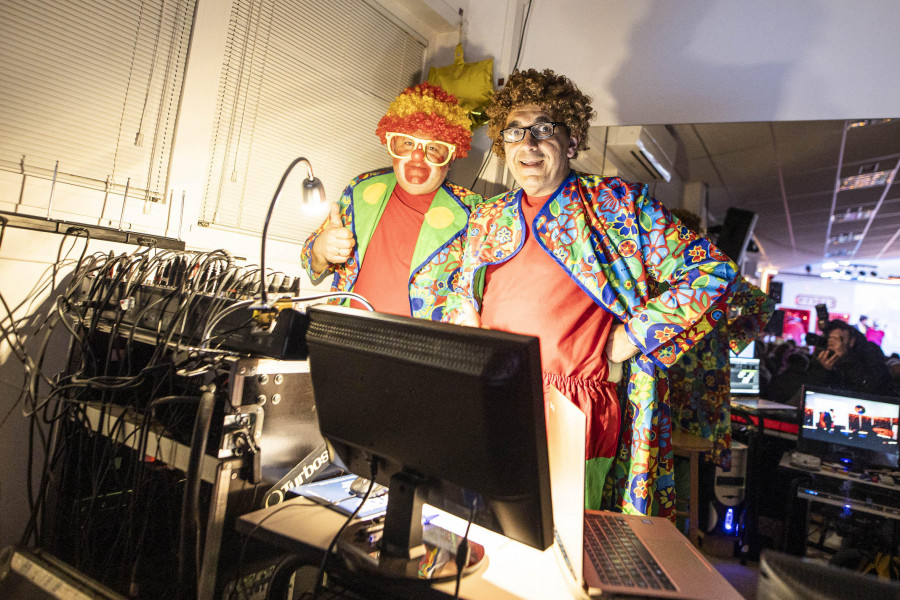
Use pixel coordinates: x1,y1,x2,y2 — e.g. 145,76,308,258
798,385,900,471
730,356,760,395
304,305,553,581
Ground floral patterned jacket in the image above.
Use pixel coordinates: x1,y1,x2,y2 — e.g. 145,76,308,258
668,276,774,468
301,168,482,321
445,171,740,518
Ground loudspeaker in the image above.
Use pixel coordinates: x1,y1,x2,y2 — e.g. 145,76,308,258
768,281,783,304
716,208,758,265
764,309,785,335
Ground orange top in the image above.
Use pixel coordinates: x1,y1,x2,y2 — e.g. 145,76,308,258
351,186,436,316
480,193,614,379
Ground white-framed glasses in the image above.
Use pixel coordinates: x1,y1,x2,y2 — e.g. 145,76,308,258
385,132,456,166
500,121,566,143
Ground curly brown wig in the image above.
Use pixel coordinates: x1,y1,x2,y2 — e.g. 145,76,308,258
669,208,704,236
485,68,595,159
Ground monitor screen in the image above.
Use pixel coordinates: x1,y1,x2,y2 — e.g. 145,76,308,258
730,357,761,396
799,386,900,470
304,305,553,576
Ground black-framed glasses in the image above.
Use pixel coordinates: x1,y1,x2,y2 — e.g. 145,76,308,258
499,122,565,143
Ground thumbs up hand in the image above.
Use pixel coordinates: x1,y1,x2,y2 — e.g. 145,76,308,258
310,203,355,273
327,202,342,228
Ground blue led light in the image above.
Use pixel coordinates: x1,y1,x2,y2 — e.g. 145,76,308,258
724,508,734,531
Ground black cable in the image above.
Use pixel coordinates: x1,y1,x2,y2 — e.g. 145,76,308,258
313,459,379,598
230,501,315,600
469,0,533,193
453,500,477,599
52,227,91,292
512,2,533,70
176,386,216,599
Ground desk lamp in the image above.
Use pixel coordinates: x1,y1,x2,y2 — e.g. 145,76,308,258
255,157,325,310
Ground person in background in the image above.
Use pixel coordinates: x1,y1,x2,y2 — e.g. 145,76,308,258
765,351,809,406
445,68,741,516
865,320,885,346
887,356,900,396
807,320,892,394
301,83,480,320
856,315,869,334
822,408,834,432
666,209,774,471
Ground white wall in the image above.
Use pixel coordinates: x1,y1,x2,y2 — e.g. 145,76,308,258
472,0,900,126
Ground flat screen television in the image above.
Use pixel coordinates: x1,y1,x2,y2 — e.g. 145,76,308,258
798,385,900,470
304,305,553,582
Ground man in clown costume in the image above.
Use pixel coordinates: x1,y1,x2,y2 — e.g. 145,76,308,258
302,83,481,320
446,68,740,518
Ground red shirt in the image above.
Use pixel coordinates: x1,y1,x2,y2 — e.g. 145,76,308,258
480,193,613,379
350,185,437,316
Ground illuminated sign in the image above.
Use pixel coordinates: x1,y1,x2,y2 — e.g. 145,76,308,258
795,295,837,309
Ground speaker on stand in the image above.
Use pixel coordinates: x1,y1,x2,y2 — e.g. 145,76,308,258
716,208,758,268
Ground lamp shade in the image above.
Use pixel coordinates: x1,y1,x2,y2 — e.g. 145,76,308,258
302,176,326,205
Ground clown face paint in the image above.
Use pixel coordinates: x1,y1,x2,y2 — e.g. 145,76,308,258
392,130,453,195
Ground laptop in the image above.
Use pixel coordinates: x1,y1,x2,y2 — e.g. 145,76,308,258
546,386,744,600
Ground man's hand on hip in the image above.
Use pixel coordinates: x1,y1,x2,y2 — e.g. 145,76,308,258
605,324,640,364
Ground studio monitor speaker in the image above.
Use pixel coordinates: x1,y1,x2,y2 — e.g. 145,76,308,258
716,208,758,265
764,309,785,336
768,281,783,304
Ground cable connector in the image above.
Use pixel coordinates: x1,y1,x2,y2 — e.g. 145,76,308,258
250,297,295,330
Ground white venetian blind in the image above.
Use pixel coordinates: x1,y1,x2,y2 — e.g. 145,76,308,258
0,0,195,223
200,0,426,241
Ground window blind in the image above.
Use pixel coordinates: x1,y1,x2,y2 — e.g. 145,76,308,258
0,0,195,226
200,0,426,242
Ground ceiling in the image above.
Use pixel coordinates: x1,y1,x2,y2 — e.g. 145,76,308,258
668,119,900,274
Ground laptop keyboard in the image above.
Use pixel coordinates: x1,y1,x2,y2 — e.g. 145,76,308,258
584,514,676,591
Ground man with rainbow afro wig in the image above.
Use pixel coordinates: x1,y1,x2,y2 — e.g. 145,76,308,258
301,83,482,321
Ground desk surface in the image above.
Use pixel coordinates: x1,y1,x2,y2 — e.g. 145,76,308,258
731,398,797,412
237,499,745,600
236,498,579,600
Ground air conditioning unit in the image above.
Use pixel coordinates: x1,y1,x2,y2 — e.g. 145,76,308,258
572,126,618,176
606,125,677,182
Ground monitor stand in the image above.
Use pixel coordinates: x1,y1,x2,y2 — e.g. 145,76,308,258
337,472,486,582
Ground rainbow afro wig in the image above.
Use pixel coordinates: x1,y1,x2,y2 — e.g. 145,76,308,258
376,82,472,159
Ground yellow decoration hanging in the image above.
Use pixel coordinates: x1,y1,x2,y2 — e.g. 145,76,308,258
427,43,493,130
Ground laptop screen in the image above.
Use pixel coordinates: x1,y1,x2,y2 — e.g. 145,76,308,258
799,386,900,470
730,357,760,396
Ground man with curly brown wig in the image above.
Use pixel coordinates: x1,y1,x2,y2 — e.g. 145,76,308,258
301,83,482,321
446,68,741,517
